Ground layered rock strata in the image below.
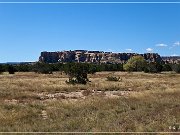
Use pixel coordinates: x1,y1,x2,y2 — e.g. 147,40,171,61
39,50,162,63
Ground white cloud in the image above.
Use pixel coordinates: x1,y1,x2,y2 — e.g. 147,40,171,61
171,54,178,56
173,41,180,46
146,48,153,53
125,49,133,52
156,43,167,47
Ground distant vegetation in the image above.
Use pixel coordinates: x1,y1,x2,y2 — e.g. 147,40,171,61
0,62,124,74
0,59,180,78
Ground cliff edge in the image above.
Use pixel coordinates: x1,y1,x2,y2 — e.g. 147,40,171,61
39,50,162,64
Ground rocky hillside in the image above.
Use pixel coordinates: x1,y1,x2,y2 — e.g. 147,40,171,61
162,56,180,64
39,50,162,63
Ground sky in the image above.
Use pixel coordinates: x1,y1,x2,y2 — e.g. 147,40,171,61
0,0,180,62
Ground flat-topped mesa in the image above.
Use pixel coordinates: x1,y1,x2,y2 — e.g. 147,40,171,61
39,50,162,63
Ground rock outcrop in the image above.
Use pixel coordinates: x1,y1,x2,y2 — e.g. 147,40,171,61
39,50,162,63
162,56,180,64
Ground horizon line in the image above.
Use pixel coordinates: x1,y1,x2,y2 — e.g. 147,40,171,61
0,132,180,134
1,2,180,4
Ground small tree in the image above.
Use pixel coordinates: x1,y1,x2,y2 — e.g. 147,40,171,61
172,64,180,73
155,62,163,72
33,62,53,74
65,63,90,85
8,65,16,74
162,64,172,71
144,62,163,73
17,64,30,72
0,64,4,74
123,56,146,72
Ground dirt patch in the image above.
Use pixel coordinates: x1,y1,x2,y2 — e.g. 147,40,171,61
37,89,136,101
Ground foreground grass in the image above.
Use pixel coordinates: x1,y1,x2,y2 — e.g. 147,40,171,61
0,72,179,132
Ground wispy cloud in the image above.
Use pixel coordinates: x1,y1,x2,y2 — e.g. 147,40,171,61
125,48,133,52
173,41,180,46
156,43,167,47
171,54,178,56
146,48,153,53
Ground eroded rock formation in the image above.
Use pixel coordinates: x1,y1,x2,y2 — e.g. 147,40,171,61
162,56,180,64
39,50,162,63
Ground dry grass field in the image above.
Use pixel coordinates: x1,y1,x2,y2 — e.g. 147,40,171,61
0,71,180,132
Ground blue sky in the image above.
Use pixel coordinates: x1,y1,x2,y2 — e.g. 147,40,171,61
0,0,180,62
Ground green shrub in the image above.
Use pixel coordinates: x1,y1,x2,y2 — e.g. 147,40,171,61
16,64,31,72
162,64,172,71
65,63,90,85
143,67,149,73
106,76,121,82
33,62,53,74
8,65,16,74
172,64,180,73
144,62,163,73
123,56,146,72
0,64,4,74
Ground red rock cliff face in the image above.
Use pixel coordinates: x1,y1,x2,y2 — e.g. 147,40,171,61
39,50,162,63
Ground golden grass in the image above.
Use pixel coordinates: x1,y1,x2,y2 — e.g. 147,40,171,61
0,71,179,132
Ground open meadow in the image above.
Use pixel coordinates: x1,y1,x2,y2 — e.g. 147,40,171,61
0,71,179,132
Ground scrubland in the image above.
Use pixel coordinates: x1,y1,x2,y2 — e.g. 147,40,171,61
0,72,179,132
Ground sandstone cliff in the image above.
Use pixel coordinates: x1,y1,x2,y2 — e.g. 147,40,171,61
39,50,162,63
162,56,180,64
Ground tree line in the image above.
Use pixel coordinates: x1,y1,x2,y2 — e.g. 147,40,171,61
0,62,124,74
0,56,180,84
0,57,179,75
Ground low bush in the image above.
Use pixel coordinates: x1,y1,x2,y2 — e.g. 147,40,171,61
144,62,163,73
0,64,4,74
65,63,90,85
81,89,92,96
172,64,180,73
106,76,121,82
8,65,16,74
33,62,53,74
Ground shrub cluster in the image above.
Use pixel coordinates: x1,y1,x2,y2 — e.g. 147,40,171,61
32,62,53,74
123,56,179,73
143,62,163,73
172,64,180,73
0,61,179,78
